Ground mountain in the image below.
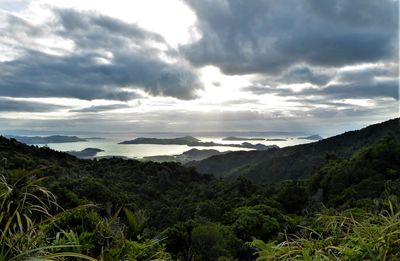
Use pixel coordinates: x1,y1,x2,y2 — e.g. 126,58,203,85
66,148,104,158
178,148,226,161
187,118,400,183
242,142,279,150
143,148,228,164
298,134,323,140
119,136,200,145
5,135,87,144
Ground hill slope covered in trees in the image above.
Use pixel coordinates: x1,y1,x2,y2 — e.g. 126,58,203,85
0,118,399,260
188,118,400,183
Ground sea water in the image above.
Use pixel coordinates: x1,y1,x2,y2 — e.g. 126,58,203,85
38,136,314,159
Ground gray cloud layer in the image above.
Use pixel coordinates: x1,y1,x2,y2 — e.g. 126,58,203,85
0,1,397,133
0,98,66,112
0,9,202,101
247,65,399,101
70,104,130,113
182,0,398,75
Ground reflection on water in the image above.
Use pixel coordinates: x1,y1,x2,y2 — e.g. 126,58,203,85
39,136,314,159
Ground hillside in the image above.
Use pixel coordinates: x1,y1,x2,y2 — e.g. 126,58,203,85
188,118,400,183
142,148,227,164
0,126,399,260
66,148,104,158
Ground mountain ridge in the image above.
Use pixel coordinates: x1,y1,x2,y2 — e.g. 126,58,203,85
187,118,400,183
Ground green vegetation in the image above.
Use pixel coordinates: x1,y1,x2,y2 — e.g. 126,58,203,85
0,118,399,260
189,118,399,183
142,149,226,164
67,148,104,158
251,202,400,260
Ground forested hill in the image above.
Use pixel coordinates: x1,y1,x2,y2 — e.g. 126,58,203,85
0,136,213,211
1,123,400,260
188,118,400,183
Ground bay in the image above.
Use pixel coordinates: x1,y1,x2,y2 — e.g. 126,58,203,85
39,136,314,159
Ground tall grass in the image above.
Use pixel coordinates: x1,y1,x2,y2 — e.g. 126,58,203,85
0,169,95,260
251,199,400,260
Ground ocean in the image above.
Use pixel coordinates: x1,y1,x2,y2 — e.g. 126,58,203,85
39,136,314,159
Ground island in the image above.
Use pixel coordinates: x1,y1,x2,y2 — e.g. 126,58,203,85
222,136,265,141
142,149,227,164
119,136,200,145
266,138,287,141
241,142,279,150
6,135,87,144
67,148,104,158
298,135,323,140
119,136,279,150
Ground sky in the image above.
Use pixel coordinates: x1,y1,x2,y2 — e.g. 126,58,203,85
0,0,398,136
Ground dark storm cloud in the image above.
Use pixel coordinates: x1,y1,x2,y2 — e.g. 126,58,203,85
337,66,398,83
54,8,164,49
0,49,200,100
182,0,398,75
0,9,202,100
0,98,66,112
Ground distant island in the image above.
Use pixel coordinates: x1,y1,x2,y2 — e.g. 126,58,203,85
119,136,279,150
120,136,200,145
142,148,227,164
241,142,278,150
298,135,323,140
222,136,265,141
266,138,287,141
6,135,87,144
67,148,104,158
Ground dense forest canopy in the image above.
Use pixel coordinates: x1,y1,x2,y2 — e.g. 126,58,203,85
189,118,400,183
0,118,399,260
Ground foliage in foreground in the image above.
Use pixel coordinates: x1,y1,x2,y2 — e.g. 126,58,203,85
0,130,399,260
0,169,170,260
252,199,400,260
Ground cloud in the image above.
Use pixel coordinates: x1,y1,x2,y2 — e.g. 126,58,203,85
276,66,332,85
246,63,399,101
70,104,130,113
0,97,67,112
0,9,202,100
182,0,398,75
247,78,398,101
315,79,398,100
54,8,165,50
